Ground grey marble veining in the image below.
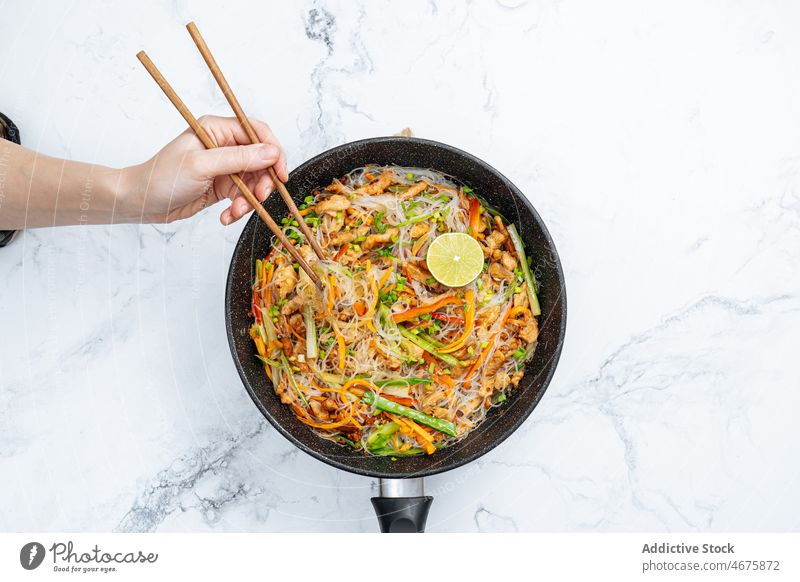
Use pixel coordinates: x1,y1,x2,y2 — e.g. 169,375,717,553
1,0,799,532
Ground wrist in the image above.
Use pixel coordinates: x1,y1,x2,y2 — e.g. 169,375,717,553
112,161,162,224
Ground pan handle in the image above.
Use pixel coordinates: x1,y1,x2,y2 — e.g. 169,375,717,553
371,478,432,533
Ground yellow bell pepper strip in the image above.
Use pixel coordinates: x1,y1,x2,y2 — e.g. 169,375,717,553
391,294,462,323
439,289,475,353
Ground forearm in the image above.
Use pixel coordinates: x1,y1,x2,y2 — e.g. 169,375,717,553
0,140,137,229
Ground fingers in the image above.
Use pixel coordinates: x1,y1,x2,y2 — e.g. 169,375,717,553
219,171,276,225
191,143,279,179
249,119,289,182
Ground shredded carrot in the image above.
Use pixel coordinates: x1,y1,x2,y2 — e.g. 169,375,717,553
268,339,283,354
365,172,375,180
389,414,436,454
440,289,475,353
299,207,313,216
392,294,462,323
334,326,346,371
265,262,274,284
354,300,367,316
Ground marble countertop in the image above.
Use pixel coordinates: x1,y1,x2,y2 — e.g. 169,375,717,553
1,1,798,533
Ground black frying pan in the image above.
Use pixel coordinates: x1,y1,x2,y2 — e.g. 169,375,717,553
225,137,567,531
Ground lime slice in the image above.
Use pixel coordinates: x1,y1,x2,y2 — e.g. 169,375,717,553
426,232,484,287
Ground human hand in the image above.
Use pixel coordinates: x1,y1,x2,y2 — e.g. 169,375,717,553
124,115,288,224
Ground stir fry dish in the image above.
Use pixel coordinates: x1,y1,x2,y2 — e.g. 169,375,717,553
248,166,541,457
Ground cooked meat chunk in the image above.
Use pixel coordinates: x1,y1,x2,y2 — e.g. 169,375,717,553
315,194,351,215
310,400,330,421
510,370,524,387
405,262,432,283
488,262,514,282
329,225,369,246
280,294,304,316
483,348,508,379
480,305,501,327
483,229,507,255
513,283,529,309
500,251,518,272
362,227,398,250
410,222,429,239
325,180,349,195
288,313,305,334
399,180,429,199
370,340,402,370
273,264,298,298
515,315,539,343
356,170,395,195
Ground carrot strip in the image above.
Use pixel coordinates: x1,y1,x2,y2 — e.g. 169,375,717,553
391,294,462,323
335,327,346,371
327,274,337,311
440,289,475,353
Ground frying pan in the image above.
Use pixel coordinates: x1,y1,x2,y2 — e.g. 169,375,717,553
225,137,567,532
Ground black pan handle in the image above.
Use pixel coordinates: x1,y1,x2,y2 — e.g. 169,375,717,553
371,478,432,533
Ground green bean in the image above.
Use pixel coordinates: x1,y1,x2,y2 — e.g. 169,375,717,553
507,224,541,316
398,326,460,367
362,391,457,437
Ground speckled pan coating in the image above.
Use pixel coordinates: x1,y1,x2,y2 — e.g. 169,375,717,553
225,137,567,479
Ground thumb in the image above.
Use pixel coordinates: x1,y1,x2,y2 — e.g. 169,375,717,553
193,143,279,178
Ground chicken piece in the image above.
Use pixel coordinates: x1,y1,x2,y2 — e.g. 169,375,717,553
482,229,507,257
298,244,318,267
500,251,518,272
310,400,330,421
273,264,298,298
370,340,402,370
322,397,339,412
483,348,508,380
405,262,432,283
356,170,395,195
480,305,501,327
410,222,430,239
314,194,351,215
513,283,529,309
495,372,511,391
515,315,539,343
325,180,349,195
433,407,452,420
329,225,369,247
399,180,429,200
281,294,304,316
288,313,305,335
488,262,514,282
362,227,398,250
510,370,524,387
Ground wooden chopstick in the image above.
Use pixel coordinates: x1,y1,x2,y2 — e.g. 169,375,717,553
185,21,326,262
136,50,322,288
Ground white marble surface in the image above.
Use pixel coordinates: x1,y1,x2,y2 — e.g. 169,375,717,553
1,0,799,533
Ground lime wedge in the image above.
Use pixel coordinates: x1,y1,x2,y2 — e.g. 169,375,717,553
426,232,484,287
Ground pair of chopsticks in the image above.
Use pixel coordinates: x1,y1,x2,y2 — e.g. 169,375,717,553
137,22,324,288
